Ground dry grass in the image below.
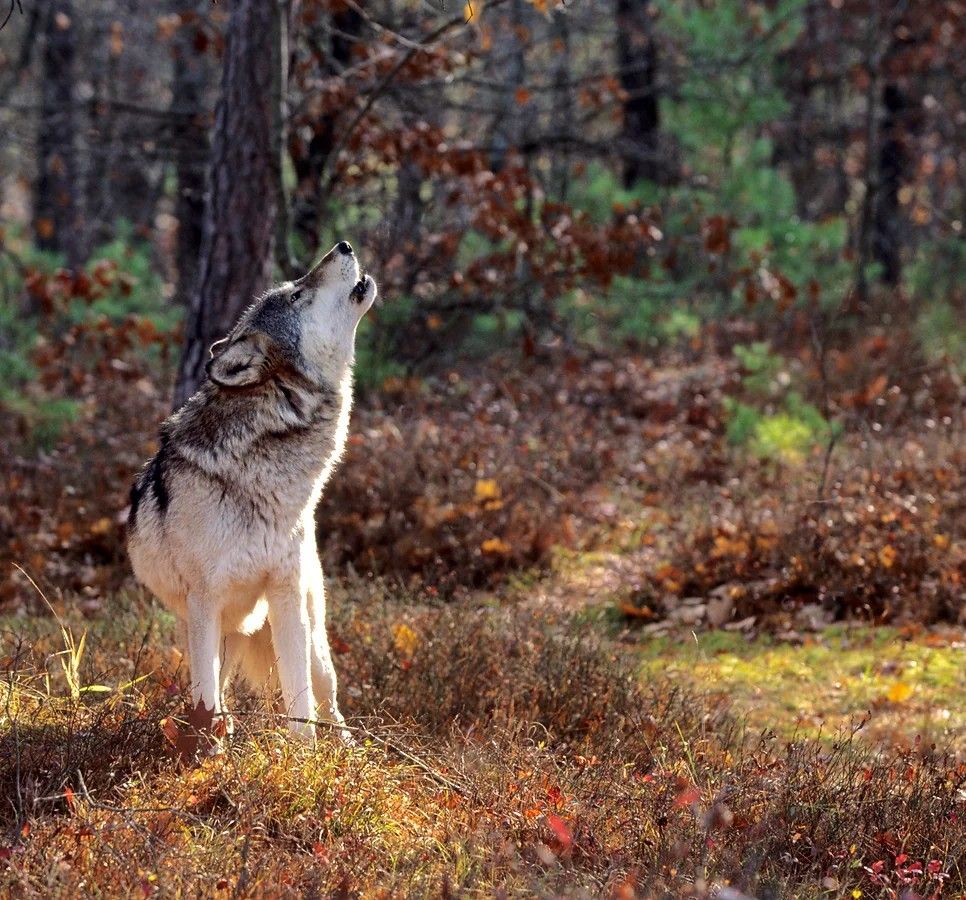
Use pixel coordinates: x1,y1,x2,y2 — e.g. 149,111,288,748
0,339,962,896
2,594,964,898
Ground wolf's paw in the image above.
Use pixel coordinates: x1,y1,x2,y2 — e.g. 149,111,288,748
334,726,357,748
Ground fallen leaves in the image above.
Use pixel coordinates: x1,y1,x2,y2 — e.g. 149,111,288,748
886,682,913,704
392,622,419,659
480,537,512,556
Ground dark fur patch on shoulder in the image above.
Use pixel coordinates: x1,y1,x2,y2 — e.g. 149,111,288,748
128,477,146,530
129,429,171,529
130,428,172,528
150,432,171,517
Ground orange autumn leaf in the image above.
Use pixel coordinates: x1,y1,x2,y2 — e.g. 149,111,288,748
481,537,512,556
474,479,501,502
674,785,701,807
887,682,913,703
546,813,572,849
392,623,418,658
620,601,654,620
878,545,897,569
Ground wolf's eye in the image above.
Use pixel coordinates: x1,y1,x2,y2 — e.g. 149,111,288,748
290,289,303,303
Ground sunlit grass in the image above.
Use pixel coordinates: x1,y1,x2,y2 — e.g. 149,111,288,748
2,590,964,896
639,626,966,748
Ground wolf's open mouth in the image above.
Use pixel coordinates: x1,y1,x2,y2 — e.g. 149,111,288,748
350,276,368,302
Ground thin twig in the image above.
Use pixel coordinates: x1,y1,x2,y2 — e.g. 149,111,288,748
0,0,23,34
319,8,480,197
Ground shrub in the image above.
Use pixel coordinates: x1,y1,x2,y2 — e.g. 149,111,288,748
724,341,835,463
0,228,174,449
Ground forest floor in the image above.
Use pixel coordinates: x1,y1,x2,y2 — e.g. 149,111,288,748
0,342,963,897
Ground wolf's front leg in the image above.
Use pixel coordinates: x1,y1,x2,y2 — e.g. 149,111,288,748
266,581,317,743
306,559,353,745
184,593,226,754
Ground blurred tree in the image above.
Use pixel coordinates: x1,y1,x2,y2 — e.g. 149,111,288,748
873,81,908,287
616,0,661,186
549,5,573,199
290,2,362,254
33,0,82,268
84,7,166,252
169,1,211,306
174,0,280,406
487,0,528,174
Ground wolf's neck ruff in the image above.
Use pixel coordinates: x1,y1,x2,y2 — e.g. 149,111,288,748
152,363,350,526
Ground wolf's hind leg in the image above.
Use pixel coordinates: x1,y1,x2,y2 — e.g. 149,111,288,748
218,633,244,735
236,626,283,700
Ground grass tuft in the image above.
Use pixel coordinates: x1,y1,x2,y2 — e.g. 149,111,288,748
2,598,964,897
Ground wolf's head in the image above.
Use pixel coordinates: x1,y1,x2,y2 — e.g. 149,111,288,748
206,242,377,390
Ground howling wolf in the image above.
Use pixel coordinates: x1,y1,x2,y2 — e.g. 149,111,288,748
128,241,376,748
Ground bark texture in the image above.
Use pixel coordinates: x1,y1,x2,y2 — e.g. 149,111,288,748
174,0,278,407
170,1,212,307
290,3,362,253
872,82,908,287
616,0,660,187
34,0,82,267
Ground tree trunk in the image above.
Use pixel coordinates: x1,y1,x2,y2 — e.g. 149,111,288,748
83,9,164,252
616,0,661,187
173,0,279,407
290,4,362,253
170,1,212,306
549,6,573,200
34,0,82,267
872,83,907,287
487,0,527,173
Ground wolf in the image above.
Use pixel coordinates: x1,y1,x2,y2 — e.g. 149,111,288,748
127,241,376,748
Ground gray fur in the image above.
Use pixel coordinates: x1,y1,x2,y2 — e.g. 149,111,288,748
127,243,377,747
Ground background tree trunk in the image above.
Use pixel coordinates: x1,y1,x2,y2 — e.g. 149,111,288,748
290,3,362,254
173,0,279,407
83,7,165,253
34,0,82,268
616,0,660,187
872,82,907,287
549,6,573,200
487,0,527,173
170,1,211,306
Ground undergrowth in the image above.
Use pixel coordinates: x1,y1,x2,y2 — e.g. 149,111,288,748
1,600,964,897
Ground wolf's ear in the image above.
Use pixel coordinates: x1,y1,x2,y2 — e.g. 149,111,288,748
208,337,230,359
205,334,274,389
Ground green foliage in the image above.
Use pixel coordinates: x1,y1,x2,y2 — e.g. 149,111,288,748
0,227,173,448
916,300,965,372
658,0,805,161
0,391,81,451
725,342,835,463
462,308,527,357
732,340,783,396
457,228,504,268
77,222,174,330
555,0,852,343
583,275,701,346
565,164,657,225
908,237,965,372
906,234,965,304
354,295,413,390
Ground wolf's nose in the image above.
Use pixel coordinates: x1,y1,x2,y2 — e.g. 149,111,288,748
336,241,353,256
